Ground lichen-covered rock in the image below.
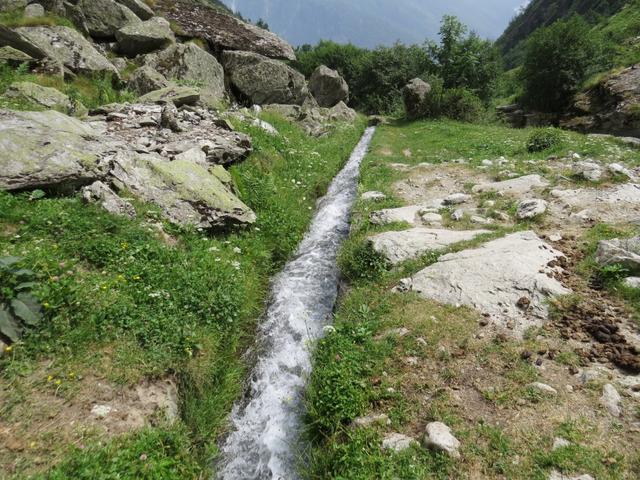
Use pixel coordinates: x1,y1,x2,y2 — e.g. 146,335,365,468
3,81,77,113
595,236,640,273
0,110,108,191
82,180,136,218
309,65,349,107
223,50,308,106
116,0,154,20
109,152,256,229
0,25,118,76
145,43,224,102
327,101,357,123
116,16,175,55
77,0,140,38
139,86,200,106
24,3,45,18
403,78,431,119
127,66,169,95
154,0,295,60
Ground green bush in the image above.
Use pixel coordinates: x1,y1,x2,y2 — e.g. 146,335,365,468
441,87,484,122
526,127,563,152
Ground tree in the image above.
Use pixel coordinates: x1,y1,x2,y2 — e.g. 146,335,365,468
520,15,598,112
255,18,270,31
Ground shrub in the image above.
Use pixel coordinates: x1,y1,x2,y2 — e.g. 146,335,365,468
441,87,484,122
520,15,600,112
526,127,563,152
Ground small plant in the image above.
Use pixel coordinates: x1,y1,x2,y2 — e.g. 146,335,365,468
526,127,563,152
598,263,629,285
338,239,389,282
0,256,43,345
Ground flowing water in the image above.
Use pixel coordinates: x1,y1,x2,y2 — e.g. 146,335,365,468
218,127,376,479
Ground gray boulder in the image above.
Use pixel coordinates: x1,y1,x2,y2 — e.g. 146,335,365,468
223,50,308,105
155,0,295,60
127,66,169,96
116,16,175,56
24,3,45,18
423,422,461,458
138,86,200,107
472,174,550,196
595,236,640,273
516,199,548,219
0,45,35,65
116,0,154,20
327,101,357,123
145,43,224,103
309,65,349,107
0,25,118,76
77,0,140,38
0,0,27,13
109,152,256,229
403,78,431,119
0,109,108,191
82,180,136,218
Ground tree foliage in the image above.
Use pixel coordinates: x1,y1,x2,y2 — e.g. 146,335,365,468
520,15,599,112
294,15,500,116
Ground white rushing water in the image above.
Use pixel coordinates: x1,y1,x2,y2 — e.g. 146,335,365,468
217,127,376,480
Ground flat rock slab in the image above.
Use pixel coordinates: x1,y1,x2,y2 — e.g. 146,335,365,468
472,174,549,195
370,228,490,264
550,183,640,223
402,231,570,336
370,203,443,226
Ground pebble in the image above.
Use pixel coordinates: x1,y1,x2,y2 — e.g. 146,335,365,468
601,383,622,417
361,191,387,201
444,193,471,205
382,433,416,452
553,437,571,450
452,209,465,221
528,382,558,395
352,413,391,428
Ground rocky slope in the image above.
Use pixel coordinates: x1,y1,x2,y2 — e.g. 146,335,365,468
0,0,357,232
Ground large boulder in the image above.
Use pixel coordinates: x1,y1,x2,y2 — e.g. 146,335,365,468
127,66,170,96
154,0,295,60
562,64,640,137
109,152,256,229
116,16,175,55
0,45,35,65
2,81,85,115
223,50,308,105
77,0,141,38
116,0,154,20
401,231,571,335
327,101,357,123
0,110,109,191
0,25,118,77
309,65,349,107
403,78,431,120
595,236,640,273
145,43,224,103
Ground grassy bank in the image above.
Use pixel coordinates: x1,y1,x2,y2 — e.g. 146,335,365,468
0,113,366,478
304,119,640,479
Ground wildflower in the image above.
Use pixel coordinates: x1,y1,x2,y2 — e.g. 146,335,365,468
30,441,36,449
132,275,141,281
120,242,129,250
47,375,53,382
233,247,242,254
68,372,76,379
101,285,108,290
117,274,125,281
54,379,62,386
5,345,13,353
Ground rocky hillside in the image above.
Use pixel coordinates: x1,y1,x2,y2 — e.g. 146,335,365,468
498,0,628,66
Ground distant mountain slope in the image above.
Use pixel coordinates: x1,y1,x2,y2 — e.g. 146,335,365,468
223,0,523,48
497,0,628,66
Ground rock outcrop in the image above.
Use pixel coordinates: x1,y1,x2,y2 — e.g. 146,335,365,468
595,236,640,273
0,109,109,191
562,64,640,137
223,50,308,106
154,0,295,60
116,0,154,20
127,66,170,96
0,25,118,77
3,81,84,115
401,231,571,335
309,65,349,108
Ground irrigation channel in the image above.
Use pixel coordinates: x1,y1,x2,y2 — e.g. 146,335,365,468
218,127,376,479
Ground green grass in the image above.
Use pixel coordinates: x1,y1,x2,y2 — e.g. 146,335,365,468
0,114,366,478
0,9,75,29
